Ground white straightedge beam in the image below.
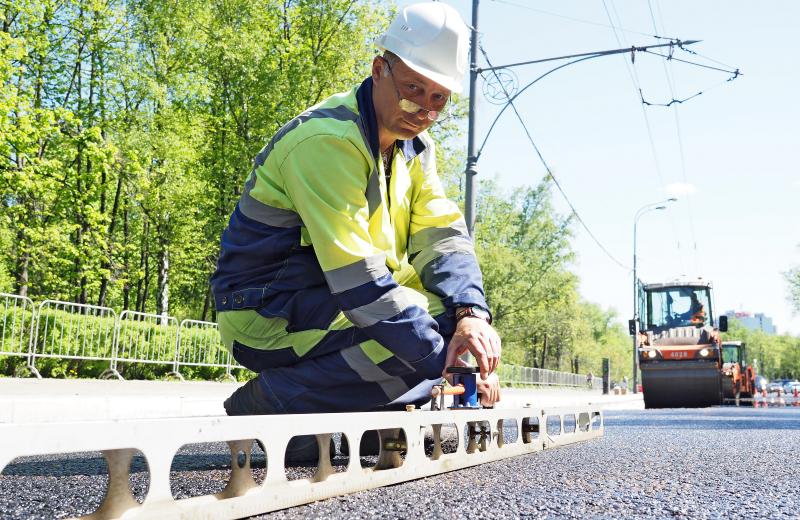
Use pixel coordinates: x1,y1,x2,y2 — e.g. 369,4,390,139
0,405,603,519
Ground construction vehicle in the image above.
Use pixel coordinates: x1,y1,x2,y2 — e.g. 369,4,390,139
633,279,728,409
721,341,757,401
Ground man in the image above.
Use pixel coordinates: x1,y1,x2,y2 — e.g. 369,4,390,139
211,3,501,428
687,293,706,325
674,290,705,326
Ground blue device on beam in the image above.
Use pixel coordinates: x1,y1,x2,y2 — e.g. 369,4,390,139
446,366,480,409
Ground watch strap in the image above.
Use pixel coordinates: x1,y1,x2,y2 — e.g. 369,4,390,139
455,306,492,325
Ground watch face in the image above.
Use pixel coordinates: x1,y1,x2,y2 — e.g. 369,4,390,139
473,308,491,323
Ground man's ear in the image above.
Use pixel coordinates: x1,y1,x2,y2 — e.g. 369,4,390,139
371,56,384,82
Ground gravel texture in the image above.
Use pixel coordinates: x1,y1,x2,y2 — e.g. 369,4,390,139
2,406,799,519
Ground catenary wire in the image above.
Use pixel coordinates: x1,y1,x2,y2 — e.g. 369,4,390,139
600,0,688,275
651,0,737,71
489,0,660,39
644,0,702,274
479,45,631,272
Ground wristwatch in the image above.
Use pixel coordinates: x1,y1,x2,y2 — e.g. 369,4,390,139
455,306,492,325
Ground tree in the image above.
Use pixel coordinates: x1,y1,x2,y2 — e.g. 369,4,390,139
1,0,392,321
785,263,800,314
722,318,800,379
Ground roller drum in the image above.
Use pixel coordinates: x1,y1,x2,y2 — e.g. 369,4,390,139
641,360,722,409
722,376,739,400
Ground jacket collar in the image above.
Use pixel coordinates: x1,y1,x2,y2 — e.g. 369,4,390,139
356,77,426,162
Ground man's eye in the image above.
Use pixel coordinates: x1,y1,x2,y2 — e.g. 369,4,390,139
405,83,418,92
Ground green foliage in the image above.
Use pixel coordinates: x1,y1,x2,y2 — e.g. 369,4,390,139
785,263,800,314
0,306,244,380
0,306,35,355
722,318,800,379
0,0,650,384
0,0,392,321
474,178,632,379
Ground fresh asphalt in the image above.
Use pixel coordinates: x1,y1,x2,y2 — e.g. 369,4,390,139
2,405,799,519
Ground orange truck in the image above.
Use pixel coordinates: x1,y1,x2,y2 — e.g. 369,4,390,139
634,280,728,409
721,341,756,401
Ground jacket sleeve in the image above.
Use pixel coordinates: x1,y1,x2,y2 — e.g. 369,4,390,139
280,134,446,378
407,138,490,316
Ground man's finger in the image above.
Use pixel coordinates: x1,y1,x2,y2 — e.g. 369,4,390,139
490,333,501,374
478,332,496,378
487,336,497,374
481,380,499,407
442,342,462,382
469,339,490,380
480,333,498,376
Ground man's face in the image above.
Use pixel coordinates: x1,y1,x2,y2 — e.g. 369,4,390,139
371,56,451,142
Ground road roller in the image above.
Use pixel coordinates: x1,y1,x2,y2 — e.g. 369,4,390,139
634,280,727,409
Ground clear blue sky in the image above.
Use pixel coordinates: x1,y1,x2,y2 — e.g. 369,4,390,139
433,0,799,334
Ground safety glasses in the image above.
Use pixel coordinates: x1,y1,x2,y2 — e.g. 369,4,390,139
382,58,451,122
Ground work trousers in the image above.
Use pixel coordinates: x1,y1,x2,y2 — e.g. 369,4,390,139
217,266,453,414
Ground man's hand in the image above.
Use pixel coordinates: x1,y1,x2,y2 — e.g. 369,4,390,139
477,372,501,408
443,316,501,381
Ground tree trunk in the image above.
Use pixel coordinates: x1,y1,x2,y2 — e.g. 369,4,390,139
136,220,149,313
555,339,563,372
201,284,211,322
140,257,150,314
122,206,130,310
14,232,29,297
72,5,87,305
156,237,169,318
73,224,83,302
540,333,548,369
97,174,124,306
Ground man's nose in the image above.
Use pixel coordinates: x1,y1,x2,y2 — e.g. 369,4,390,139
412,107,430,122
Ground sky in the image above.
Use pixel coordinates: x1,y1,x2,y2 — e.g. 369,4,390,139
432,0,800,334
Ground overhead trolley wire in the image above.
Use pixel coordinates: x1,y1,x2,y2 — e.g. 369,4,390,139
644,0,702,274
474,1,739,275
599,0,665,187
489,0,659,39
479,45,631,272
600,0,688,275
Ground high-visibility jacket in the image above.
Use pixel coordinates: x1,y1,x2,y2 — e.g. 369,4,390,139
210,77,489,379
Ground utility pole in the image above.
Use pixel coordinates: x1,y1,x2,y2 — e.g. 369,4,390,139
464,0,480,236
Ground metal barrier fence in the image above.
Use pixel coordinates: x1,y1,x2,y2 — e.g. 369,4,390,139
0,293,37,375
175,319,235,381
498,364,602,390
1,293,598,388
111,310,180,379
31,300,118,378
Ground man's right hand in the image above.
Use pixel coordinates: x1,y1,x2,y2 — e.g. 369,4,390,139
443,316,501,381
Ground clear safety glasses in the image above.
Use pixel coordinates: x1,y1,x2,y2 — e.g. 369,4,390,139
382,58,451,122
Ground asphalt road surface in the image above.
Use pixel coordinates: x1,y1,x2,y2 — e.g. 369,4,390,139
2,406,799,519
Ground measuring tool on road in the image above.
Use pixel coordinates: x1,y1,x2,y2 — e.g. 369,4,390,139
0,364,604,519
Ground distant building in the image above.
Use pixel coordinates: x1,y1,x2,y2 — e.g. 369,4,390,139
724,310,777,335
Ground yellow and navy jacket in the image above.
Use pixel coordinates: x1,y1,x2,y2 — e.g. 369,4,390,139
210,78,488,379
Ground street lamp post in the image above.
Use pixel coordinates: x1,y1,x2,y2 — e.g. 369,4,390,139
632,198,677,394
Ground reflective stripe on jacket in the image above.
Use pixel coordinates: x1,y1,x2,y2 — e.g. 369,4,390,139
210,77,488,377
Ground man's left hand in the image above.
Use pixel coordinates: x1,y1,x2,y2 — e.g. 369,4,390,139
477,372,501,407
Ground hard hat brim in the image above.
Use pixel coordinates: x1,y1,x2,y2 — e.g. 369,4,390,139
376,44,464,94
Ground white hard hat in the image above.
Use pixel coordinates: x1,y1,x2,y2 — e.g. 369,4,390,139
375,2,470,93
